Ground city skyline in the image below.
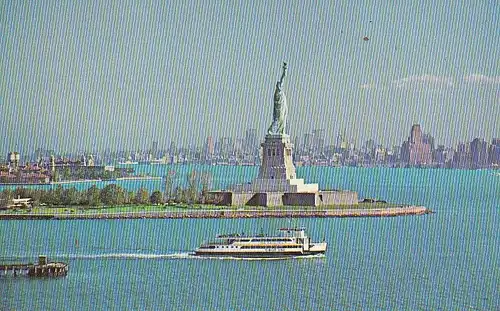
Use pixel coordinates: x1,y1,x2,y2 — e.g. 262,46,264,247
1,1,499,155
6,123,497,171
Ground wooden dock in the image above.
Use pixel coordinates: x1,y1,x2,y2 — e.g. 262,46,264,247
0,256,68,277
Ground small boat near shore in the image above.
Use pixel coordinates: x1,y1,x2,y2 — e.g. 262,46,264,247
0,255,68,277
194,227,327,258
117,161,138,165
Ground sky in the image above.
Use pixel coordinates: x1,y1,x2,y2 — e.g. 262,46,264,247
1,0,499,154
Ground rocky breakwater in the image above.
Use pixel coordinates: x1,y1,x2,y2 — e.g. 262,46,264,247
0,206,432,220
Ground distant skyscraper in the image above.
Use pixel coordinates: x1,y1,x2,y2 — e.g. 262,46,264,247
422,134,435,151
293,136,300,153
152,141,158,158
470,138,489,168
302,133,314,153
337,129,349,150
453,142,471,168
245,128,258,155
433,145,446,166
312,129,325,154
401,124,432,166
220,137,233,157
205,136,214,157
169,142,177,155
364,139,376,155
234,138,244,155
7,152,20,169
490,138,500,166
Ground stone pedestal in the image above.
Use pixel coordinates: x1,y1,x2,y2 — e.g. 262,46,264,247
230,133,318,194
258,134,296,180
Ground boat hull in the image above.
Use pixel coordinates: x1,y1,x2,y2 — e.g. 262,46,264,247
193,250,325,258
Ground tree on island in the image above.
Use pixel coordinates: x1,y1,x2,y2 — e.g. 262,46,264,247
1,168,216,208
164,170,176,202
61,187,80,205
186,170,199,204
100,184,126,205
126,191,135,204
200,171,212,203
43,185,65,206
135,187,150,205
85,185,101,206
150,191,163,205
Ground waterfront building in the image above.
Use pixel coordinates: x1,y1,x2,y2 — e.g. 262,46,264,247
7,152,20,169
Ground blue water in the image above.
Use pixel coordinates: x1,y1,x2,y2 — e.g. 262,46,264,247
1,166,499,310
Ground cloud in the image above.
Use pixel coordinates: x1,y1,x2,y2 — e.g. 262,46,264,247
463,74,500,84
360,83,375,90
393,75,454,88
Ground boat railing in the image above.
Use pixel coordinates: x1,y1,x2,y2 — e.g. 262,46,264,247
216,233,241,238
278,227,306,232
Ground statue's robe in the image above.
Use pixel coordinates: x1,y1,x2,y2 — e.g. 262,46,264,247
268,84,287,135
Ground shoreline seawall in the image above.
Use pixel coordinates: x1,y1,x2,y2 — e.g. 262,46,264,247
0,206,432,220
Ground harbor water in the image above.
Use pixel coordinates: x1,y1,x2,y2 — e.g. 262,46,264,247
1,166,499,310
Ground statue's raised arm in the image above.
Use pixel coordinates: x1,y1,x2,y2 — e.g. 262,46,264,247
279,62,287,86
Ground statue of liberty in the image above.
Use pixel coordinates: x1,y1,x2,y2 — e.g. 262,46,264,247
267,62,288,135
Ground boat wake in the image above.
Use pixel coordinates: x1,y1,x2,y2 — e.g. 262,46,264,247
2,252,325,262
65,252,193,260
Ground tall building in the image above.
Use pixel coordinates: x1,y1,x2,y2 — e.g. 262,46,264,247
205,136,214,158
293,136,300,153
302,133,314,153
433,145,446,166
234,139,244,155
364,139,376,154
7,152,20,169
169,142,177,155
422,134,435,152
401,124,432,166
220,137,233,157
470,138,489,168
244,128,258,155
453,142,471,169
312,129,325,154
489,138,500,166
152,141,158,158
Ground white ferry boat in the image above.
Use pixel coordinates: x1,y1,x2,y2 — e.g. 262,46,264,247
194,227,327,258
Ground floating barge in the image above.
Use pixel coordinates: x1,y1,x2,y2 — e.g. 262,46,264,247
0,255,68,277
